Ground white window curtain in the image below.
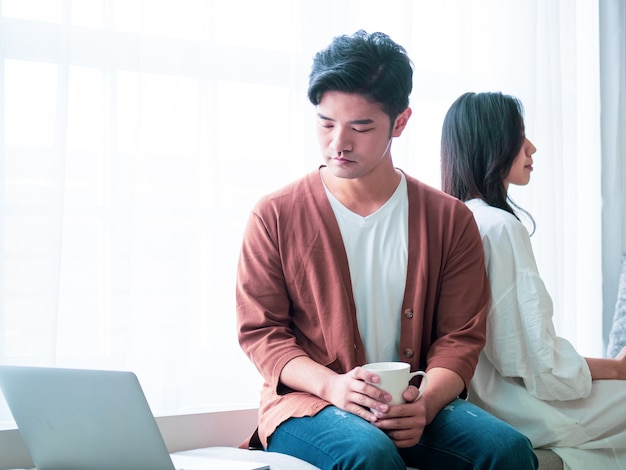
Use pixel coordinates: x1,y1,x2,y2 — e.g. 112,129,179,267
600,0,626,346
0,0,607,427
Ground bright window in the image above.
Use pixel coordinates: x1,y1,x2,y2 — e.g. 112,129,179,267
0,0,603,427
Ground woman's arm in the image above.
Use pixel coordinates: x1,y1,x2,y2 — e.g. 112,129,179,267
585,346,626,379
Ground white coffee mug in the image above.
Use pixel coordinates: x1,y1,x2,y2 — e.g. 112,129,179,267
363,361,428,405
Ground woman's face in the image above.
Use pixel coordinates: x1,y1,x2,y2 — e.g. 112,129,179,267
504,136,537,189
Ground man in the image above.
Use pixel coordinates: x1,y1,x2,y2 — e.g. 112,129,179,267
236,30,537,469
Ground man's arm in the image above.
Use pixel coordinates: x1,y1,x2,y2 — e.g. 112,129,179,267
418,367,464,425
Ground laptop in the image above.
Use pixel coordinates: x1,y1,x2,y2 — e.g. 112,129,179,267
0,365,269,470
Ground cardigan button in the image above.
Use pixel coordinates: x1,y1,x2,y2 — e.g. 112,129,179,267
403,308,414,319
403,348,414,358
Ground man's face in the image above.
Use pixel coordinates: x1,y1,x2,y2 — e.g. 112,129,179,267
316,91,405,180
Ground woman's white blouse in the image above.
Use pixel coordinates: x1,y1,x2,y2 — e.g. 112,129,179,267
466,199,592,401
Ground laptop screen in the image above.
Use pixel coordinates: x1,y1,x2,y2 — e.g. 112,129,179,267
0,366,175,470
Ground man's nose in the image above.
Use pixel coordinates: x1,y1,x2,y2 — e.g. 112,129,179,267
330,127,353,154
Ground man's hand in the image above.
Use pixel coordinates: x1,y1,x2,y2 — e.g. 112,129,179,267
323,366,399,421
280,358,463,449
371,385,427,447
279,358,400,419
372,367,465,448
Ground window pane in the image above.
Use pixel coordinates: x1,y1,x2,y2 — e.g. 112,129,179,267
3,297,48,359
1,0,63,23
216,80,293,210
142,0,207,40
213,0,298,51
71,0,105,28
4,60,58,149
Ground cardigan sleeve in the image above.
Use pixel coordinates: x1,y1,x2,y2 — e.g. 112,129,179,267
235,203,309,392
235,174,365,394
477,207,592,401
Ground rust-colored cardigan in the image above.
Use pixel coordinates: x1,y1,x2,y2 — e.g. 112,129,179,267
236,169,489,448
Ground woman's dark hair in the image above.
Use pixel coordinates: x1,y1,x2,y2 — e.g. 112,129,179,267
440,91,535,232
307,30,413,125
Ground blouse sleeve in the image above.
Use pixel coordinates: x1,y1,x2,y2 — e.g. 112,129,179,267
480,213,592,401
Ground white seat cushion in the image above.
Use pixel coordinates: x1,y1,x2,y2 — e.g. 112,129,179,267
172,446,320,470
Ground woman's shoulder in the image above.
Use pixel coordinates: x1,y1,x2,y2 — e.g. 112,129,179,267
465,199,525,232
464,199,535,257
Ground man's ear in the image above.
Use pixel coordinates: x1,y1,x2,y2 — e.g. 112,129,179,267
391,107,412,137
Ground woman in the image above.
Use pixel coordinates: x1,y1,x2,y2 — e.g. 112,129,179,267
440,91,626,469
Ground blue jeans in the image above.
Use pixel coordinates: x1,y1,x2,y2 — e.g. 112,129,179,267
266,399,537,470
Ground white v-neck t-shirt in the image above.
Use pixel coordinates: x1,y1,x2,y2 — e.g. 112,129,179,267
324,172,408,363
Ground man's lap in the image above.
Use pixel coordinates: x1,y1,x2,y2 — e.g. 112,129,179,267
267,399,537,470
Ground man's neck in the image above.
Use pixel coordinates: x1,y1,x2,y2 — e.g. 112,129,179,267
321,166,402,217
